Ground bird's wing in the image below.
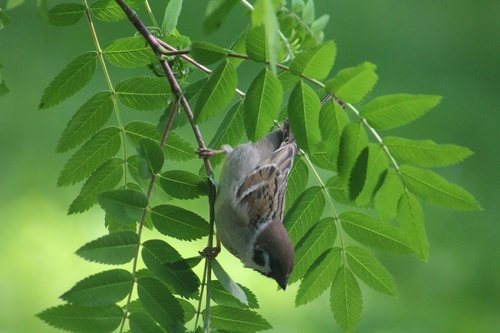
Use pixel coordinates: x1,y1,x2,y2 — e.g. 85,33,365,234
235,142,297,228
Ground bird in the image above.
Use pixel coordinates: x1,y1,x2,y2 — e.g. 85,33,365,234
212,120,297,290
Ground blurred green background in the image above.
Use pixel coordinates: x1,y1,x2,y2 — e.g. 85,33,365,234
1,1,498,332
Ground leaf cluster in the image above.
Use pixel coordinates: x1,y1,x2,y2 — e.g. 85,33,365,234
34,1,481,333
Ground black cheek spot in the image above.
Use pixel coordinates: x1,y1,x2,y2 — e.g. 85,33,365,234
253,248,266,267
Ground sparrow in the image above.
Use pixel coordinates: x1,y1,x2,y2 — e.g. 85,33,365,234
213,121,297,290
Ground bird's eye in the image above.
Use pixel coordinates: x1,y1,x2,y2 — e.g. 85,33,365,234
253,248,266,267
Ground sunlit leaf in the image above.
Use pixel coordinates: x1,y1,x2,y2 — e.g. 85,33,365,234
60,269,133,306
400,165,481,210
374,168,404,222
325,62,378,104
397,192,429,261
285,158,309,212
339,211,413,255
252,0,281,72
361,94,442,130
207,101,245,168
244,68,283,141
288,81,321,153
346,246,397,296
330,265,362,333
290,217,337,283
194,60,237,123
289,41,336,80
337,122,368,194
354,144,389,206
296,247,342,306
284,186,325,245
39,52,97,109
89,0,141,22
57,127,121,186
384,136,473,167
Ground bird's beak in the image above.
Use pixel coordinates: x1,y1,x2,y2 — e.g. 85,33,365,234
277,277,289,291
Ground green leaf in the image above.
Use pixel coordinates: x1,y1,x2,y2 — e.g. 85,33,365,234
39,51,97,109
206,101,245,168
89,0,140,22
309,100,349,171
164,131,196,161
302,0,315,24
151,204,209,240
244,68,283,141
142,240,199,298
252,0,281,72
210,281,259,309
245,26,267,63
190,41,231,65
48,3,85,26
61,269,133,306
159,170,208,200
397,192,429,261
289,41,336,80
354,144,389,206
137,139,164,179
325,62,378,104
288,81,321,153
384,136,473,167
277,69,300,92
129,312,163,333
361,94,442,130
56,91,114,153
125,121,195,161
57,127,121,186
103,37,156,68
400,165,481,210
325,175,350,205
203,0,239,34
284,186,325,245
194,60,237,123
211,259,249,306
311,14,330,36
137,277,185,333
98,189,148,225
346,246,397,296
37,304,123,333
116,76,170,111
76,231,139,265
68,158,123,214
206,305,272,333
125,121,161,147
348,146,369,201
339,211,413,255
330,265,362,333
285,158,308,212
374,168,404,222
290,217,337,283
296,247,342,306
162,0,182,34
337,122,368,192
